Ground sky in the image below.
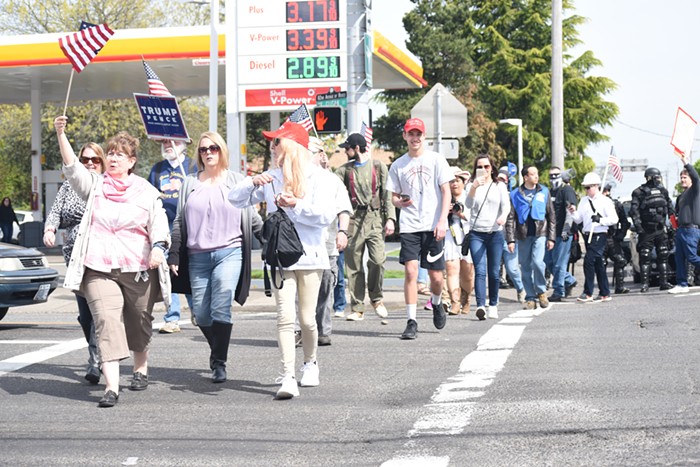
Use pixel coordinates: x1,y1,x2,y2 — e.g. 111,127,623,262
372,0,700,196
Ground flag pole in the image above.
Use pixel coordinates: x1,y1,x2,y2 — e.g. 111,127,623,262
62,68,75,116
304,103,319,139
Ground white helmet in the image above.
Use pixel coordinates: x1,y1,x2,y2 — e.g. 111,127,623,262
581,172,601,187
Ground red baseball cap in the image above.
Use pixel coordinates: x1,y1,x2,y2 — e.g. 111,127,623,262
404,118,426,133
262,121,309,149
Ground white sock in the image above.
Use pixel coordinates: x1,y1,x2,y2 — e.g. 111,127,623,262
406,304,417,321
431,293,442,305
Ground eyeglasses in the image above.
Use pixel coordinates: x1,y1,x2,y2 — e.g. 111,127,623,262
106,152,128,160
584,186,596,190
80,156,102,164
549,173,561,178
198,144,220,155
476,165,490,169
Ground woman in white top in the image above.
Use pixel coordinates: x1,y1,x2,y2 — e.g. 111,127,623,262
465,154,511,321
229,122,336,400
445,167,475,315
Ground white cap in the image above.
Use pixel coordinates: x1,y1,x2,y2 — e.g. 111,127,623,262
581,172,601,187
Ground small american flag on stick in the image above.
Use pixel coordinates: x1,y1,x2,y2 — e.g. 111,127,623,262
608,147,623,183
142,60,172,97
58,22,114,73
361,121,373,147
286,104,313,131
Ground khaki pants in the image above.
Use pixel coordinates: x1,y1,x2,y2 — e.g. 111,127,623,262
82,268,155,362
346,209,386,312
273,269,322,375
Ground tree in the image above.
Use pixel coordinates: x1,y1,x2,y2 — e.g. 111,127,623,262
376,0,618,173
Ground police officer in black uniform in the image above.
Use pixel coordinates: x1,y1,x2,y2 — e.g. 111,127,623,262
603,184,631,293
629,167,675,292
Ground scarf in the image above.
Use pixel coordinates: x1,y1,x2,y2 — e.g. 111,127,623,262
102,173,149,203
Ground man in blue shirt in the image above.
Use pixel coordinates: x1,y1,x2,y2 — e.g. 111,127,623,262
505,165,556,310
148,139,197,333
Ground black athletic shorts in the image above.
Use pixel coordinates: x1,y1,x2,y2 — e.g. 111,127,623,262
399,231,446,270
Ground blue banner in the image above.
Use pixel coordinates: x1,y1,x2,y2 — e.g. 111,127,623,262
133,93,190,142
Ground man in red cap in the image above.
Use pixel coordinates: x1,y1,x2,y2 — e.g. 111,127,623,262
386,117,453,339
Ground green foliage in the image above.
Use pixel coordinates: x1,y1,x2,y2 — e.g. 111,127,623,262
377,0,618,174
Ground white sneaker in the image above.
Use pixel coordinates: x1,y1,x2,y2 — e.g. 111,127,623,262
517,289,527,303
668,285,689,294
275,374,299,399
299,361,320,387
345,311,364,321
333,310,345,318
372,301,388,319
487,305,498,319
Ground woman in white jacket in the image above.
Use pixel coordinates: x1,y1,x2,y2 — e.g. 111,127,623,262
229,122,336,399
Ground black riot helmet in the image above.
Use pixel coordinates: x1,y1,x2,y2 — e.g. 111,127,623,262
644,167,662,185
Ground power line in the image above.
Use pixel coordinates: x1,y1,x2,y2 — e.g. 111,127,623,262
618,120,700,141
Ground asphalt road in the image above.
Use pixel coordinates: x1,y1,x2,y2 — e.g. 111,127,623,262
1,252,699,466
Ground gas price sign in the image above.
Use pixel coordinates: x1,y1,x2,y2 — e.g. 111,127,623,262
237,0,347,110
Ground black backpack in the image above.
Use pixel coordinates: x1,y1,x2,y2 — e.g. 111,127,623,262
261,208,305,296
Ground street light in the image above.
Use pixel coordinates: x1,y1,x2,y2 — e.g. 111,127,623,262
499,118,523,186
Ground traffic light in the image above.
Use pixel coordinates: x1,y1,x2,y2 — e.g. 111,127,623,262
313,107,343,133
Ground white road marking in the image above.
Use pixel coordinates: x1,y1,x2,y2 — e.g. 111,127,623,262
382,307,543,465
0,337,87,376
0,340,64,344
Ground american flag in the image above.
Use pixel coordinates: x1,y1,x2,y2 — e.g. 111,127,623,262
286,104,313,131
608,147,623,183
58,22,114,73
361,121,373,147
142,60,172,96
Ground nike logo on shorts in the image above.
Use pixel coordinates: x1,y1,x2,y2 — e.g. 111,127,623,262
426,250,444,263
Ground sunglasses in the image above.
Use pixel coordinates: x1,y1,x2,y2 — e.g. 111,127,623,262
198,144,220,155
584,186,596,190
80,156,102,164
549,173,561,178
476,165,490,169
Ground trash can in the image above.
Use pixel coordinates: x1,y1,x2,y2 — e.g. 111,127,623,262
19,221,44,248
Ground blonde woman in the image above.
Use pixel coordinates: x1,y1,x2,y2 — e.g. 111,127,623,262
168,131,262,383
229,122,336,399
54,116,170,408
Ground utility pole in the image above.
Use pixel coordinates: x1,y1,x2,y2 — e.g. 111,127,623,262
551,0,565,169
346,0,371,133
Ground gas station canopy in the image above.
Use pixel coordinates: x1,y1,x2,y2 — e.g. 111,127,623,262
0,26,425,105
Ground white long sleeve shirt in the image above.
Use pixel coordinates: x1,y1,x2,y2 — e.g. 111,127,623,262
571,192,618,234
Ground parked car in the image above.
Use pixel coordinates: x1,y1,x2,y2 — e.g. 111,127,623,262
11,210,35,243
0,242,59,321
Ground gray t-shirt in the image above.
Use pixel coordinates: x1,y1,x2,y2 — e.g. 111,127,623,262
387,150,453,233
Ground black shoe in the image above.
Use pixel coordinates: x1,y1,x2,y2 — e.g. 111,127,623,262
475,307,486,321
614,287,630,294
317,335,332,346
98,390,119,408
400,319,418,340
84,366,100,385
640,284,649,293
129,372,148,391
432,302,447,330
212,365,227,383
659,283,673,291
294,330,302,348
565,281,577,297
548,294,563,303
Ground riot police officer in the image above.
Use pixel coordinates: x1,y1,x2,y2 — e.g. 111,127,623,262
629,167,675,292
603,184,631,293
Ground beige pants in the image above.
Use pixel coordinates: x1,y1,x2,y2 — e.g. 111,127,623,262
82,268,154,362
273,269,322,375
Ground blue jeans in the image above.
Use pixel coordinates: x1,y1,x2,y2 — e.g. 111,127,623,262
189,247,242,326
470,230,504,308
333,252,346,312
417,266,428,284
583,233,609,297
674,227,700,287
164,293,194,322
502,240,524,291
1,222,12,243
517,236,547,300
545,236,576,297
